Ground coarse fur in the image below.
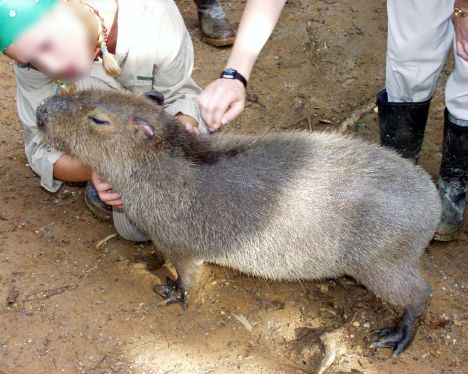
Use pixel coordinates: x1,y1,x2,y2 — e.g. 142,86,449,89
37,89,442,355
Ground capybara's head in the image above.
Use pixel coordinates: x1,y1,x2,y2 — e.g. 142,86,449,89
36,89,169,167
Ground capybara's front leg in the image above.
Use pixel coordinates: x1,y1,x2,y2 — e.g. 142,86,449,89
154,256,204,308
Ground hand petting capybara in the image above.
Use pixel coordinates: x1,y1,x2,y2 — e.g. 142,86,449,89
36,89,441,356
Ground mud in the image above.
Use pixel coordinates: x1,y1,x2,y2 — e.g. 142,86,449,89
0,0,466,373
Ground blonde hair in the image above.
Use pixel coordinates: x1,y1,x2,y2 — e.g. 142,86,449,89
58,0,120,95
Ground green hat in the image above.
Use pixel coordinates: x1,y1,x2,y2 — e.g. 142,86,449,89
0,0,60,53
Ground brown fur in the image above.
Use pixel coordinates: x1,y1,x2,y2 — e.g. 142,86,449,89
37,89,442,355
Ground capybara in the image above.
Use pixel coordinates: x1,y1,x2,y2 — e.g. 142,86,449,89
36,89,441,356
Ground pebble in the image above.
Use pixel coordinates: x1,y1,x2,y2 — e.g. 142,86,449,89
319,284,329,294
352,321,360,328
363,322,370,328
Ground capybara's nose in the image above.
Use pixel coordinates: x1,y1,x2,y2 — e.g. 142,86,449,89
36,101,49,128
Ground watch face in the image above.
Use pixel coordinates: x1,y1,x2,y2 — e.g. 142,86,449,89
223,68,236,78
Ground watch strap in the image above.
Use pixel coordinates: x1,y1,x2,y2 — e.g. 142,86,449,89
220,68,247,88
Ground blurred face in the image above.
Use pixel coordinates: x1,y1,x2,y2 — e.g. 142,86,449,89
6,2,94,80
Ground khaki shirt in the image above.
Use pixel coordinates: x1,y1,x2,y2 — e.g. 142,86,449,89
14,0,206,193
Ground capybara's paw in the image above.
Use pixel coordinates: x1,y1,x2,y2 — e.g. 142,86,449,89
153,277,187,307
371,324,415,356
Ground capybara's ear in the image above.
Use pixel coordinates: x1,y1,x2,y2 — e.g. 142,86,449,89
143,90,165,106
131,117,155,139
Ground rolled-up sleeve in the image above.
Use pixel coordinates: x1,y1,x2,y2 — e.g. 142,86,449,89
14,65,64,192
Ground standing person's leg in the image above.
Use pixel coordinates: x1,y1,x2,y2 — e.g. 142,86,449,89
377,0,454,161
436,40,468,240
193,0,235,47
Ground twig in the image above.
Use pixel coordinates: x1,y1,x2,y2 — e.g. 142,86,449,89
7,285,19,304
316,328,347,374
96,234,118,249
23,284,78,302
91,355,107,372
34,221,55,234
339,100,376,133
232,313,253,331
80,265,99,276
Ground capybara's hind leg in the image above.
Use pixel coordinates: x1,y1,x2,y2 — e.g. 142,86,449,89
354,265,431,356
372,300,429,356
154,256,204,308
371,273,431,356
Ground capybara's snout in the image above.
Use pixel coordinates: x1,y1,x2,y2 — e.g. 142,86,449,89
36,95,75,129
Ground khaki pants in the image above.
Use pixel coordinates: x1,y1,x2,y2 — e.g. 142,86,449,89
113,208,149,242
387,0,468,126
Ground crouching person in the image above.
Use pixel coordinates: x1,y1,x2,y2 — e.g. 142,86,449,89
2,0,207,241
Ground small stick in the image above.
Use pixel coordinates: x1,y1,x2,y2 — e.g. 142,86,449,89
96,233,118,249
23,284,78,302
317,333,337,374
34,221,56,234
80,265,99,276
316,328,347,374
7,286,19,304
339,100,376,133
232,313,253,331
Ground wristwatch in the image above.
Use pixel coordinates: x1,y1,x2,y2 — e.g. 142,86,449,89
454,7,468,17
220,68,247,88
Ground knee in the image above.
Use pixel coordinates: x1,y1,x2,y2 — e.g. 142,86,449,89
386,58,438,102
113,209,149,242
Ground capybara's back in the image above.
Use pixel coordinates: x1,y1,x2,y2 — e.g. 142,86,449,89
196,132,440,281
37,89,442,355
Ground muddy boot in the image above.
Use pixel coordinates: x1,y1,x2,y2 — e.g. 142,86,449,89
84,182,112,221
377,89,431,162
194,0,235,47
434,110,468,241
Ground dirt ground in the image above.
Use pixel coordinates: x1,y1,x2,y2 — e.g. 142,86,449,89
0,0,467,373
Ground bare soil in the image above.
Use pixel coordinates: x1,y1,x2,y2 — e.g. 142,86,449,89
0,1,466,373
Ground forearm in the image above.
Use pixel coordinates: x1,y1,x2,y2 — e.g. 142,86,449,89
226,0,286,80
53,154,92,182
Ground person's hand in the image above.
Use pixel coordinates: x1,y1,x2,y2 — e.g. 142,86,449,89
91,170,123,208
176,113,200,135
453,1,468,60
199,78,246,132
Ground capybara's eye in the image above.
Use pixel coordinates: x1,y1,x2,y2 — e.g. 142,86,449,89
88,116,110,126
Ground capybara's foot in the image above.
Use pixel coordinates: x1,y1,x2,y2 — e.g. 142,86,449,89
153,277,188,307
371,325,415,356
371,309,421,356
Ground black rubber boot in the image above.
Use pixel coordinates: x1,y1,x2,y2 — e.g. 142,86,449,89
194,0,235,47
434,110,468,241
377,89,431,162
